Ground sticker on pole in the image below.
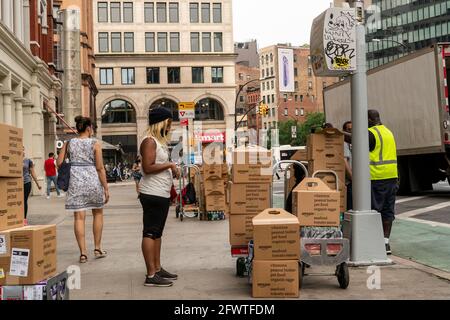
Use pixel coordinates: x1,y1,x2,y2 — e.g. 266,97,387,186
310,7,357,76
178,102,196,119
9,248,30,277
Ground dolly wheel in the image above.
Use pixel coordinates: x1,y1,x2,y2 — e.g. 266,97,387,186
337,262,350,289
180,213,184,222
236,258,246,277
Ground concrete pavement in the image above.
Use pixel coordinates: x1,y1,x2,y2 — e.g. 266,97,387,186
27,184,450,300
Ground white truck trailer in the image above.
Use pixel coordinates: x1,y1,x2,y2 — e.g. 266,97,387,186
323,44,450,194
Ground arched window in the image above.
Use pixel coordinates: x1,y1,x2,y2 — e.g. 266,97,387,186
150,98,179,122
102,99,136,124
265,54,269,64
195,98,224,121
270,53,273,62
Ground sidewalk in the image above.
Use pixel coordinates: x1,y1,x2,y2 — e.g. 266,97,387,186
27,185,450,300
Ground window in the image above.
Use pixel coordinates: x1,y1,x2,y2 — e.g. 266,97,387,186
214,32,223,52
168,67,180,84
124,32,134,52
212,67,223,83
170,33,180,52
202,32,211,52
158,32,168,52
102,100,136,124
110,2,121,22
123,2,133,22
192,67,204,83
145,32,155,52
295,108,298,116
111,32,121,52
284,108,288,116
270,67,273,76
262,69,265,78
121,68,135,85
98,32,109,52
98,2,108,22
267,95,271,104
294,68,298,77
201,3,210,23
195,98,224,121
238,73,244,80
261,56,264,66
294,54,297,62
146,67,160,84
100,68,113,85
190,3,199,22
144,2,154,22
308,67,312,77
295,81,299,90
272,94,275,103
283,94,288,102
308,81,313,89
169,3,179,22
262,82,265,91
157,2,167,22
295,95,298,102
300,108,304,116
191,32,200,52
213,3,222,23
270,53,273,62
300,95,303,102
271,80,274,89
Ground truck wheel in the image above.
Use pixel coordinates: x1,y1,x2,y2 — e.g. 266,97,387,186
236,258,246,277
336,262,350,289
397,159,411,195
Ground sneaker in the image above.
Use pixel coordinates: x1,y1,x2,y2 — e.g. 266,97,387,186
385,243,392,255
46,196,50,200
144,274,173,287
156,267,178,280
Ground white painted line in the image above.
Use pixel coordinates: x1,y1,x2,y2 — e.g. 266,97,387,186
396,196,427,204
396,201,450,218
397,216,450,229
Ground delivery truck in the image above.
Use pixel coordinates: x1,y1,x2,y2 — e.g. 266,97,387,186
323,43,450,194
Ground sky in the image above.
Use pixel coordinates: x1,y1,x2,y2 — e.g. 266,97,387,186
233,0,333,48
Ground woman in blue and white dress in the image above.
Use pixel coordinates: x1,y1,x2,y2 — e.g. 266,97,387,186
57,116,110,264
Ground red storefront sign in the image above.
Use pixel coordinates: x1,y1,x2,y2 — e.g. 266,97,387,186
195,132,226,143
180,119,189,127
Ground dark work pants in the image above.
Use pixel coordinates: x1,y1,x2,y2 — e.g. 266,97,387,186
24,182,32,219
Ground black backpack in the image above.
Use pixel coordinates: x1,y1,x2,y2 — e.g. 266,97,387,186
183,182,197,205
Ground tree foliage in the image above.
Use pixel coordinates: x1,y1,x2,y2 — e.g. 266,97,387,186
275,112,325,146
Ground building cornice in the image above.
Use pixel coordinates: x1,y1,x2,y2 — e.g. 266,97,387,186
95,52,238,61
97,85,237,91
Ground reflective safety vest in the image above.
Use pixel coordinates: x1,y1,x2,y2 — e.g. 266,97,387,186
369,125,398,180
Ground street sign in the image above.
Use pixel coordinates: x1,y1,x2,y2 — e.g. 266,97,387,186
178,102,196,119
291,126,297,139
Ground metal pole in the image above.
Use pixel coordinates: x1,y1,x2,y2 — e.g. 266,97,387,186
345,0,391,266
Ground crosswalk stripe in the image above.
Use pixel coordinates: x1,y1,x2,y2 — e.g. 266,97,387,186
397,217,450,229
396,196,427,204
396,201,450,218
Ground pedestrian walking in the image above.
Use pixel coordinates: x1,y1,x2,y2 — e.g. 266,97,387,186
343,121,353,211
132,156,143,196
23,147,42,225
57,116,110,264
44,152,63,199
139,107,180,287
368,110,398,255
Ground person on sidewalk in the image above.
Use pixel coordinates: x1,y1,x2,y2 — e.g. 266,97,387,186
368,110,399,255
132,156,143,196
44,152,63,199
343,121,353,211
139,107,180,287
23,147,42,225
57,116,110,264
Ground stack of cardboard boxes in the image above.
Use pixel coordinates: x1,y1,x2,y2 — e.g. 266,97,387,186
228,147,272,246
251,209,300,298
0,123,60,300
202,163,228,220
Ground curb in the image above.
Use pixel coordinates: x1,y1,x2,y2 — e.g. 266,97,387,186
391,255,450,282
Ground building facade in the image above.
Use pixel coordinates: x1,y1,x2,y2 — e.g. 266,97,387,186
234,39,259,68
258,44,338,130
93,0,236,162
0,0,62,193
367,0,450,69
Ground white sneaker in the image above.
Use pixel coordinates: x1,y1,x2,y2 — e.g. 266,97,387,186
46,196,50,199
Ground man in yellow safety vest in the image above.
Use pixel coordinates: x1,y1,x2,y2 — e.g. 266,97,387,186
368,110,398,255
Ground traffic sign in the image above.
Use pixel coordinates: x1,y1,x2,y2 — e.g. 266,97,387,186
291,125,297,139
178,102,196,119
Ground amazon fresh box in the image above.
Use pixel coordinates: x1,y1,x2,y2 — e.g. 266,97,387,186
252,209,300,260
0,225,57,286
229,214,256,246
231,164,273,184
233,146,272,165
252,260,299,298
203,164,223,181
205,193,227,212
229,183,271,215
307,128,344,160
0,124,23,178
292,178,340,226
204,179,225,195
0,178,24,231
308,168,346,213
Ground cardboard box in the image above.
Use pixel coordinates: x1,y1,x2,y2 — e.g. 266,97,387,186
229,183,271,215
202,164,223,181
309,168,347,213
233,146,272,165
0,225,57,286
307,128,344,161
204,179,225,195
252,260,299,298
205,193,227,212
0,178,24,231
290,149,308,162
252,209,300,260
292,178,341,227
0,124,23,178
231,164,273,184
229,214,256,246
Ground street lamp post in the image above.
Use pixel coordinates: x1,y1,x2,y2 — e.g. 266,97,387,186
372,38,410,52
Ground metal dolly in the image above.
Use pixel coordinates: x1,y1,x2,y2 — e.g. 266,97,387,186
175,164,204,222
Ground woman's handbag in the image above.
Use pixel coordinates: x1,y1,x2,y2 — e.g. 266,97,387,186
57,140,71,192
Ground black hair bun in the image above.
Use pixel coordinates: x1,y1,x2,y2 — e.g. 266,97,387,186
74,116,92,133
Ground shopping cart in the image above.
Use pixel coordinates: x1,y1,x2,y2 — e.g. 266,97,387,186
175,164,204,222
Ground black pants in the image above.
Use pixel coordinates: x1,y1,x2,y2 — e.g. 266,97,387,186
24,182,32,219
346,182,353,211
139,193,170,240
371,179,398,222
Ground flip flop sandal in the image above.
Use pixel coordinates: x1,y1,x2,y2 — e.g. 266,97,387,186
94,249,107,259
79,254,88,264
